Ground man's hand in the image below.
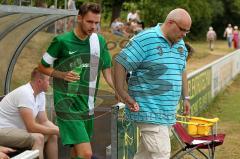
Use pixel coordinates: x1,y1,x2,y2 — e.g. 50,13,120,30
124,95,139,112
183,99,191,115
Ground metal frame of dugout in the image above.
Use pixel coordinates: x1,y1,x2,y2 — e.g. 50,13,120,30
0,5,77,95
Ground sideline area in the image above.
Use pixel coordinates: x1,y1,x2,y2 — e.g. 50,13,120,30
171,74,240,159
201,74,240,158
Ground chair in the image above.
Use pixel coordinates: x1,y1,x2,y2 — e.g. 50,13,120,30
171,122,225,159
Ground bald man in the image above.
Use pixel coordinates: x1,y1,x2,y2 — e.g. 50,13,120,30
114,8,191,159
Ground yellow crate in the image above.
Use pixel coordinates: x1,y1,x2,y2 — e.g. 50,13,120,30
177,115,219,136
187,119,213,136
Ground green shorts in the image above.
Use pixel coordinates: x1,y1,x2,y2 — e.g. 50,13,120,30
57,116,94,146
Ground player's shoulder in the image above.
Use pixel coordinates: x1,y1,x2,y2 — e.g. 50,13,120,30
55,31,74,41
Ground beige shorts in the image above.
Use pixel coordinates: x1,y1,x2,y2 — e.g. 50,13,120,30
0,128,34,149
134,123,171,159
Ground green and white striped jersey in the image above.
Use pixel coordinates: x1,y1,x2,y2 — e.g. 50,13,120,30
41,31,111,117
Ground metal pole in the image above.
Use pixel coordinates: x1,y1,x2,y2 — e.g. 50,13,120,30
54,0,58,35
64,0,67,32
54,0,57,8
110,104,119,159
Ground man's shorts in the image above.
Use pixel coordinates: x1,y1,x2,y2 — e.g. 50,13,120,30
134,123,171,159
0,128,34,149
57,116,94,146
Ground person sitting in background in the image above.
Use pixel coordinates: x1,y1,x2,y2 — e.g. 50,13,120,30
185,42,194,61
0,146,15,159
132,10,141,22
127,10,134,22
129,19,143,34
0,68,59,159
111,18,125,36
206,26,217,51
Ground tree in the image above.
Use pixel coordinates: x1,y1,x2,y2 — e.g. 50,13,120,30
111,0,125,23
138,0,216,40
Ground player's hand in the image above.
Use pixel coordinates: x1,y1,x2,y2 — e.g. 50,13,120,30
59,71,80,82
51,70,80,82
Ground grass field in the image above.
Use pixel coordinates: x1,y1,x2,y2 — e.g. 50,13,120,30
199,75,240,159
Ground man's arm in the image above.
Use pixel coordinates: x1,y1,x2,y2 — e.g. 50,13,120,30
38,63,79,82
114,62,139,112
102,68,114,90
182,71,190,115
102,67,121,101
19,108,59,135
36,111,59,132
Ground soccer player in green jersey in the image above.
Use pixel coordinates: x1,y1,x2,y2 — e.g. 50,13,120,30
38,2,114,159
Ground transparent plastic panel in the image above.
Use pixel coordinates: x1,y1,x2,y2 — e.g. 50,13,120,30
0,14,49,94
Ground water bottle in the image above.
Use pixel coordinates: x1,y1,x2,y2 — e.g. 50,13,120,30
67,65,82,97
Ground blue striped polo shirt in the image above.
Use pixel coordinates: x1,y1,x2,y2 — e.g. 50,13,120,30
115,23,188,125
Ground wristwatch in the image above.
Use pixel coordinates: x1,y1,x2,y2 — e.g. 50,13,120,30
184,96,190,100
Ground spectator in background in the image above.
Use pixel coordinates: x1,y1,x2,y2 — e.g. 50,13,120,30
132,10,141,22
111,18,125,36
129,19,143,34
224,24,233,48
206,26,217,51
68,0,76,10
233,26,239,49
0,68,59,159
185,42,194,61
127,10,134,22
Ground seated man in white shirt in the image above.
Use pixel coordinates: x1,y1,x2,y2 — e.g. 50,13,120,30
0,68,59,159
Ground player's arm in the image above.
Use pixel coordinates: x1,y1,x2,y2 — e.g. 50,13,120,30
102,68,114,90
38,63,79,82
